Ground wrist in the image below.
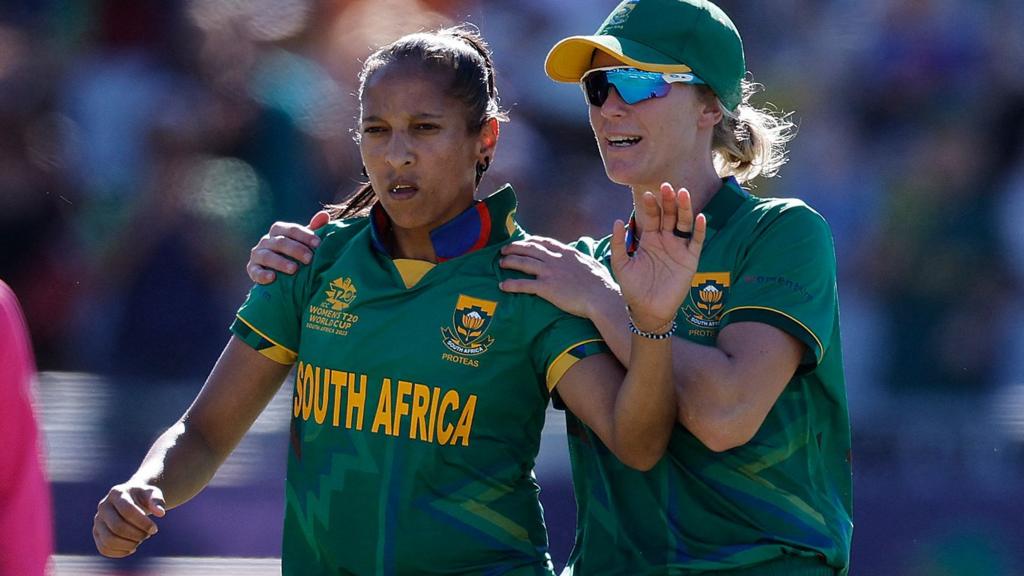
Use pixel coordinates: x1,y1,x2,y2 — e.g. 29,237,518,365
584,280,623,321
625,305,676,337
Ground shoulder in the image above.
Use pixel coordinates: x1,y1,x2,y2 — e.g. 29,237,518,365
742,196,834,244
569,234,613,259
312,217,372,258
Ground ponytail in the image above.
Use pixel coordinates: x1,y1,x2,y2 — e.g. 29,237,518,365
707,79,795,185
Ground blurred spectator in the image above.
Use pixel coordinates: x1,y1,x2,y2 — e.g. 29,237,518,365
0,280,53,576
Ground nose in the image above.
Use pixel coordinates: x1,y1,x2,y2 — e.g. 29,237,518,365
599,86,629,119
385,131,414,169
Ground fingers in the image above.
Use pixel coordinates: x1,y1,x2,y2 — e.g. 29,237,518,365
660,183,678,233
674,187,695,236
688,213,708,256
93,519,141,558
308,210,330,231
609,219,627,272
637,191,661,235
268,221,322,248
499,254,545,276
259,235,316,266
106,489,159,535
94,487,162,558
136,487,167,517
499,278,540,294
501,240,560,260
247,263,276,285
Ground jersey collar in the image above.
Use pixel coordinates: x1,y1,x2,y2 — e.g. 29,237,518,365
623,177,748,255
368,184,520,262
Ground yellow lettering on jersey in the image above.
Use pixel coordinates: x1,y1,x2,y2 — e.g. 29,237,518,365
293,363,305,418
410,383,431,441
347,372,366,431
436,390,460,445
450,394,477,447
313,366,328,425
330,370,345,427
301,363,315,422
393,380,412,437
371,378,394,436
291,363,475,446
427,386,440,443
441,352,479,368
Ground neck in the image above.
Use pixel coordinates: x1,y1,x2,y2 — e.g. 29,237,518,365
629,162,722,230
391,227,437,262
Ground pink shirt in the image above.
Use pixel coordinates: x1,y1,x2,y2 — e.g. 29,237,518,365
0,280,52,575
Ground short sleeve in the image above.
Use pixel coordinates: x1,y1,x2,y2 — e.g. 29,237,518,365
719,205,838,366
231,261,313,365
532,311,608,393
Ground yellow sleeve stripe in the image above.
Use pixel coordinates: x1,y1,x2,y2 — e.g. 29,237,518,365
235,315,298,365
720,306,823,354
545,338,605,392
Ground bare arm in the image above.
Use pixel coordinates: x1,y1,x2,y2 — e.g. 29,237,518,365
586,294,803,452
93,336,292,558
547,184,706,470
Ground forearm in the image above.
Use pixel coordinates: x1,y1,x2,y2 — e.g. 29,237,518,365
611,334,676,469
588,290,752,449
128,419,229,509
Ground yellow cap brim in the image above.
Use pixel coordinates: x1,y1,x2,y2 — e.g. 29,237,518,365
545,35,693,83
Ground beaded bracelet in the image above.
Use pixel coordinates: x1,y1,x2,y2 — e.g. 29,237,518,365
626,305,678,339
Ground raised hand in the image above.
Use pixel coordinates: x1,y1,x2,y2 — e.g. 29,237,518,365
611,183,706,333
93,483,166,558
247,211,329,284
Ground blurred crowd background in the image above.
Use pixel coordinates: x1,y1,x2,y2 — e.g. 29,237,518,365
2,0,1024,574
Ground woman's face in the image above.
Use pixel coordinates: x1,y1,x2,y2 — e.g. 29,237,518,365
359,63,493,233
586,51,713,189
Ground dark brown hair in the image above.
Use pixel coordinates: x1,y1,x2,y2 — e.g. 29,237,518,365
327,25,508,220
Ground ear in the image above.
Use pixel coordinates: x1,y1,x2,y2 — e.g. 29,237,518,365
477,118,500,160
696,95,724,130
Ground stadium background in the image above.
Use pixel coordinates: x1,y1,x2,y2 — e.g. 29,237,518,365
2,0,1024,574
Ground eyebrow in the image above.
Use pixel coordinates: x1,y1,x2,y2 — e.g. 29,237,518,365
360,112,446,123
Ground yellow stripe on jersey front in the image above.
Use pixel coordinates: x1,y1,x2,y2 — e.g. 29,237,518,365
393,259,436,289
546,339,605,392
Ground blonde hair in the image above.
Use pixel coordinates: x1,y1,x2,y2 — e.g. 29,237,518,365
705,79,795,185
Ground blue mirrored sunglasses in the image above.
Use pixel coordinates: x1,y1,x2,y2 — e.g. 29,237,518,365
581,66,706,106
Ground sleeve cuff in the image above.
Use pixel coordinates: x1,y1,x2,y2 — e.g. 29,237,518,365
720,306,823,367
545,339,608,393
231,315,298,365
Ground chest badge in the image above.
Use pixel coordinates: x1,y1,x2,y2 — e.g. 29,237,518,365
441,294,497,356
684,272,730,329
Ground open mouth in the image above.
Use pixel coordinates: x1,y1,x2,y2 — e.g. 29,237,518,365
607,135,642,148
388,183,419,198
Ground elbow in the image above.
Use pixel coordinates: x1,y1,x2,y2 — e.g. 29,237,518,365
681,411,761,453
613,438,668,471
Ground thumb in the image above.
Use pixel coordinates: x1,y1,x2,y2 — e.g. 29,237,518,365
139,487,167,517
308,210,330,231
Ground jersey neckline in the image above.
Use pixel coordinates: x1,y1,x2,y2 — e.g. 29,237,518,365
623,176,749,254
368,184,520,262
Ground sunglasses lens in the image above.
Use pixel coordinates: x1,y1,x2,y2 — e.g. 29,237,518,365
583,70,610,106
615,74,671,105
582,68,673,106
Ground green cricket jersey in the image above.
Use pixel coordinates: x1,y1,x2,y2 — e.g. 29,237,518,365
564,177,852,576
231,186,607,575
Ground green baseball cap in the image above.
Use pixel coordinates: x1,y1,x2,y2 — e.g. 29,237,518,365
545,0,746,111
